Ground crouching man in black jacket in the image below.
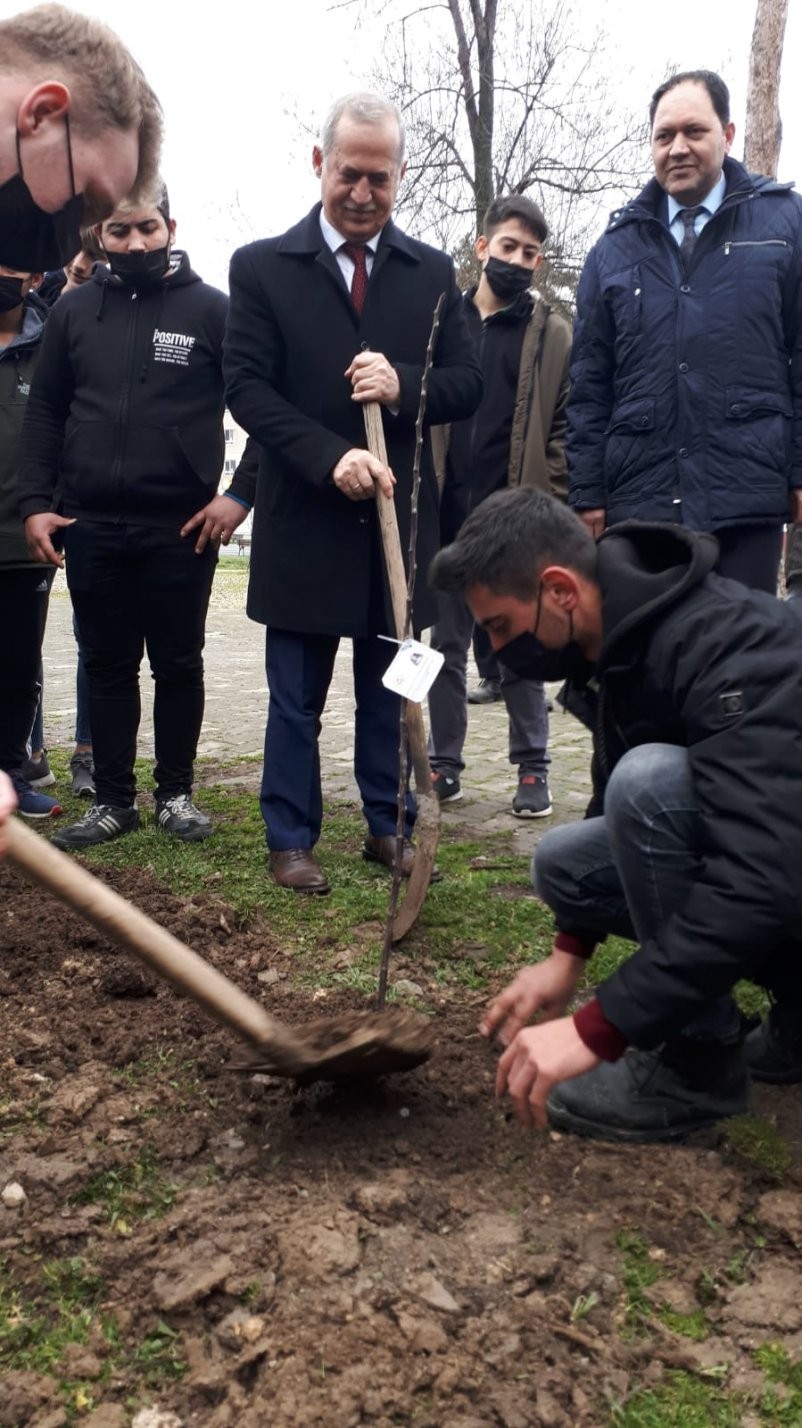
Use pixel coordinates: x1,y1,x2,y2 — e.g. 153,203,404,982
18,183,257,849
430,488,802,1142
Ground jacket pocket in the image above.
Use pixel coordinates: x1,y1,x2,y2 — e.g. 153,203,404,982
605,397,655,435
724,386,792,421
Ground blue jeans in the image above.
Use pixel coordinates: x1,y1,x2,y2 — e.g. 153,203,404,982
533,743,740,1042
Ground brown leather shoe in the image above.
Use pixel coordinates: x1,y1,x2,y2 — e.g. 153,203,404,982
362,834,441,883
269,848,330,895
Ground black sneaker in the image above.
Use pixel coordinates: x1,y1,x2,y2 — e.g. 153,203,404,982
430,770,462,803
52,803,139,850
467,678,502,705
512,772,552,818
745,1005,802,1084
20,751,56,788
69,750,96,799
155,793,212,842
546,1040,750,1143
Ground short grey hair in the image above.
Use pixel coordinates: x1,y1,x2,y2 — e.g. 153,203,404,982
320,92,406,165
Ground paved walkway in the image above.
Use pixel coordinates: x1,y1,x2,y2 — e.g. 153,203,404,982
40,564,593,850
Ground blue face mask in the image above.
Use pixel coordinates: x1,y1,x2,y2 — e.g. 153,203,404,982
0,117,85,272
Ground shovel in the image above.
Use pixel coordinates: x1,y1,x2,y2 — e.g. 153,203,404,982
5,817,432,1082
363,401,441,941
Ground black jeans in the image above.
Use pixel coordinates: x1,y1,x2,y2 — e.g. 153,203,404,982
65,522,216,807
0,565,52,773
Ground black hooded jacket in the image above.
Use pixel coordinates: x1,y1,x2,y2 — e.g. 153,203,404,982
17,251,254,528
519,522,802,1047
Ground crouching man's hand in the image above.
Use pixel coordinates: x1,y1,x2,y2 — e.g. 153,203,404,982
480,949,585,1047
496,1017,600,1130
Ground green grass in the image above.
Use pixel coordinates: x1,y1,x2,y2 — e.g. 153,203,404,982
71,1148,177,1234
721,1116,793,1182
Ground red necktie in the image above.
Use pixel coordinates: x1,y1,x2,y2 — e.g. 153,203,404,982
341,242,368,315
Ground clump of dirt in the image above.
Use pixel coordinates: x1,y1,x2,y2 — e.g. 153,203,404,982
239,1005,434,1083
1,860,801,1427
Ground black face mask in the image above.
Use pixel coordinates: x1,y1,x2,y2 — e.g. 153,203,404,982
483,256,533,303
497,589,593,684
498,629,592,684
0,117,85,272
0,276,25,313
107,247,170,290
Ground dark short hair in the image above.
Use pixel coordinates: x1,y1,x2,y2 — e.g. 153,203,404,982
649,70,731,128
429,489,597,601
483,194,548,245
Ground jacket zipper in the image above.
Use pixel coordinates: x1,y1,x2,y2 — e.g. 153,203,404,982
111,289,139,514
724,239,789,254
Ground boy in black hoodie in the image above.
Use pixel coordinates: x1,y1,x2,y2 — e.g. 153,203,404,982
19,184,257,848
430,488,802,1142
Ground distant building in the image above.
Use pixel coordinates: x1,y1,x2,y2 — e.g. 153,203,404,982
221,412,252,547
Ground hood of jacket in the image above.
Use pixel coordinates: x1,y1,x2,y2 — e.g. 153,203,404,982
0,291,46,359
597,521,719,665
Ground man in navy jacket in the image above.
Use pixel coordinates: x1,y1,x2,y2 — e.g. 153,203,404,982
567,70,802,594
224,92,482,895
19,183,257,849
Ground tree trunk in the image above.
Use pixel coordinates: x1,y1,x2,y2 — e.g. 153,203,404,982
744,0,789,176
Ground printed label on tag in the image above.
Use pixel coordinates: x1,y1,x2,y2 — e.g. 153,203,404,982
381,638,444,702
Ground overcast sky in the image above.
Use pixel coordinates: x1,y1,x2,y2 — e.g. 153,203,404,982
5,0,800,289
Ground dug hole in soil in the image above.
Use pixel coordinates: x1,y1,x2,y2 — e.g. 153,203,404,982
1,860,802,1428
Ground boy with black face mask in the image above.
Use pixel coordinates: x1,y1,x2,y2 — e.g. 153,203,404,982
0,261,62,820
18,182,258,851
429,195,572,818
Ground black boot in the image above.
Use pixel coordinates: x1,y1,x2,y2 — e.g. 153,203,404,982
547,1036,750,1144
745,1003,802,1085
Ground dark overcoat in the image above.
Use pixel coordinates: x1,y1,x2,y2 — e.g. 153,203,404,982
223,205,483,635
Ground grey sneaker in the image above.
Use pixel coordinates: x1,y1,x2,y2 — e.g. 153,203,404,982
512,772,552,818
20,751,56,788
52,803,139,850
155,793,212,842
70,750,96,799
467,678,502,705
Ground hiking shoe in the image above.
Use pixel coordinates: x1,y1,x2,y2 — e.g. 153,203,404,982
9,770,62,819
512,772,552,818
20,751,56,788
51,803,139,850
745,1005,802,1085
69,750,96,799
431,770,462,803
155,793,213,842
546,1040,750,1143
467,677,502,705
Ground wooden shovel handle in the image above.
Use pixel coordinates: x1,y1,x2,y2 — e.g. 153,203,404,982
5,817,302,1063
363,401,433,794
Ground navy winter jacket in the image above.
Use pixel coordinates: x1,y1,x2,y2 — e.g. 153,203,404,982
567,158,802,531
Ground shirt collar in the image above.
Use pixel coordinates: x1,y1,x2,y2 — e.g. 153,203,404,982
666,169,727,225
319,208,381,254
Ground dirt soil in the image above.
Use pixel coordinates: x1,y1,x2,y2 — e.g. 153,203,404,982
2,862,802,1427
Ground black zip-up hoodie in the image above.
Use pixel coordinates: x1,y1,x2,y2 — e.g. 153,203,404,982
505,522,802,1050
18,251,247,528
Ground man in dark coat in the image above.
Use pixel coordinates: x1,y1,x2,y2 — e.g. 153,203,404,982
567,69,802,594
430,489,802,1143
224,92,482,894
